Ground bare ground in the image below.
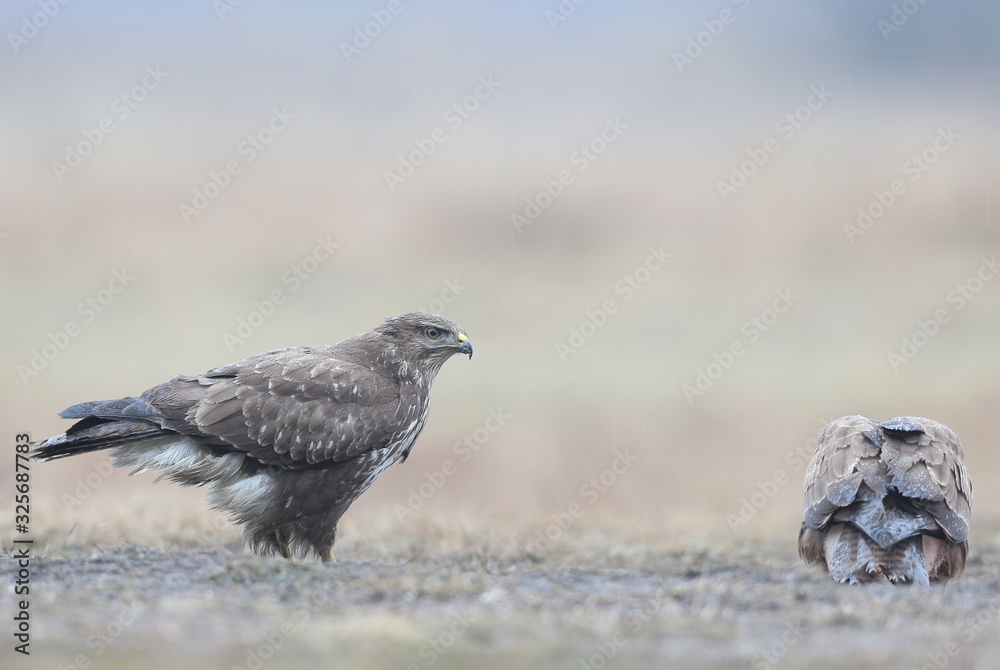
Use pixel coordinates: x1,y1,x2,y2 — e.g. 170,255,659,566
3,525,1000,670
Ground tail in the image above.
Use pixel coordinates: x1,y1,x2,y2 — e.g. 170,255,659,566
33,395,255,490
799,523,966,584
32,397,171,461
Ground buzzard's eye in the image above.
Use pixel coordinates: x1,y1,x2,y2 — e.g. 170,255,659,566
425,327,441,339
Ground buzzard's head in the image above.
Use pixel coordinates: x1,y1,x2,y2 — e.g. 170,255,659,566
376,312,473,372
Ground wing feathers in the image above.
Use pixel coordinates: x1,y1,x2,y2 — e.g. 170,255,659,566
54,348,409,471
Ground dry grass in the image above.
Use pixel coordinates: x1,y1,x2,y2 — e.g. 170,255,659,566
5,512,1000,670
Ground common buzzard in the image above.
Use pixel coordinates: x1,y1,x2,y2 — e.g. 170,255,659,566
798,415,972,584
33,312,472,561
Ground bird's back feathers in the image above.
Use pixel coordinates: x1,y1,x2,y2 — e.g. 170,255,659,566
799,415,971,584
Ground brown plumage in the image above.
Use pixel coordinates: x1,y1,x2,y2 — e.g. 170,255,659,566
32,312,472,561
798,415,972,584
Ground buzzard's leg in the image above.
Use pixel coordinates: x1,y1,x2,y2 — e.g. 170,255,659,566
315,535,336,563
315,520,339,563
266,528,292,560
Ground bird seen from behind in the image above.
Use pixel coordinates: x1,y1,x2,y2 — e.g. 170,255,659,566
799,415,972,584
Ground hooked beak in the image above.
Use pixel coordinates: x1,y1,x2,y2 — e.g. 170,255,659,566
456,332,473,359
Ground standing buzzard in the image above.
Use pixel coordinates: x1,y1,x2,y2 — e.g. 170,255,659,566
798,415,972,584
32,312,472,561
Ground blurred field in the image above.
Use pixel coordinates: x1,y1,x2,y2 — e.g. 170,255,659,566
2,1,1000,668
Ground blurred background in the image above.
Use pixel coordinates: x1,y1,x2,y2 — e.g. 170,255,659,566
2,0,999,551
